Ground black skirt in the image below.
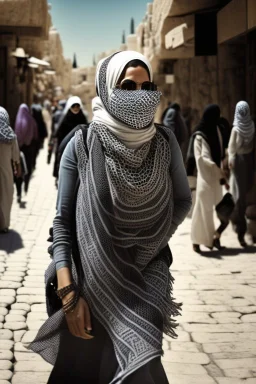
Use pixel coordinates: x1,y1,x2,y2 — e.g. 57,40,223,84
47,317,169,384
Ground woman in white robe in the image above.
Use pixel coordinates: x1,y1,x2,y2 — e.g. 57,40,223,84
191,104,225,252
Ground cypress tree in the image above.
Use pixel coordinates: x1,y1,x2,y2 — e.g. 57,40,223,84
72,53,78,68
130,18,135,34
122,30,126,44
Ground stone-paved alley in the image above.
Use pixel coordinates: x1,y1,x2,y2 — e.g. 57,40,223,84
0,147,256,384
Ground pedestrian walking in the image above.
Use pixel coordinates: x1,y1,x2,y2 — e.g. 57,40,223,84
42,99,53,139
161,100,172,123
163,102,189,161
47,100,66,165
53,96,88,182
228,101,255,247
0,107,21,233
51,99,66,136
191,104,228,252
29,51,192,383
31,96,48,150
14,104,38,204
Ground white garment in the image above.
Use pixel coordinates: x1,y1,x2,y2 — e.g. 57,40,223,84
92,51,156,149
62,96,83,116
191,136,222,247
233,101,255,147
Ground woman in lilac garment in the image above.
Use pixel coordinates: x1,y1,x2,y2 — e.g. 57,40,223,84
14,104,38,203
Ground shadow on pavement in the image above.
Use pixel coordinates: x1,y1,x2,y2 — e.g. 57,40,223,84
200,246,256,259
0,230,24,253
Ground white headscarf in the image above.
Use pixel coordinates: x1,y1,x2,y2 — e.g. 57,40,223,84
57,96,88,130
233,101,255,146
92,51,156,149
62,96,83,116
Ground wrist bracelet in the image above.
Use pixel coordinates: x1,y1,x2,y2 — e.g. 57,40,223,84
56,283,76,299
63,291,80,315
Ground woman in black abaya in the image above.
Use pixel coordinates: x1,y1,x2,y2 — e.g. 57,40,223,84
53,96,88,182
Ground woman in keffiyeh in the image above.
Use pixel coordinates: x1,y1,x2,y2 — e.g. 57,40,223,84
0,106,20,232
29,51,192,383
228,101,255,247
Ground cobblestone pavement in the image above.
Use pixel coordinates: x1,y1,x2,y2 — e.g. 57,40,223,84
0,147,256,384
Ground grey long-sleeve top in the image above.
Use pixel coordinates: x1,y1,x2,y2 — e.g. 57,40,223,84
53,131,192,271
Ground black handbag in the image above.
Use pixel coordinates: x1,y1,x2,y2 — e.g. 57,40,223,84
216,192,235,220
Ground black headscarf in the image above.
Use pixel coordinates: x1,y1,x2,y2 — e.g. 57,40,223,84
170,102,181,112
31,103,48,141
194,104,222,167
55,109,88,145
219,116,231,149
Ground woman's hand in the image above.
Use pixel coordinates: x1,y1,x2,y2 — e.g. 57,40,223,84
220,168,227,179
229,162,233,170
13,162,22,178
63,293,93,340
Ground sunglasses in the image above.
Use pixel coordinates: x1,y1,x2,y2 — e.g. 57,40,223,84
116,79,157,91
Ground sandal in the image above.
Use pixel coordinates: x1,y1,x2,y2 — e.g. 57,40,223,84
213,238,226,250
238,236,248,248
193,244,201,253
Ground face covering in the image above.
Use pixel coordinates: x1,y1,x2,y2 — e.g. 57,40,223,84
108,89,161,129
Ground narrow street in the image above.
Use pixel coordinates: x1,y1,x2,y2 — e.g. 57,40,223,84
0,146,256,384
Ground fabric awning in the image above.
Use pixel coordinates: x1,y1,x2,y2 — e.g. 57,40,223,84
28,56,50,67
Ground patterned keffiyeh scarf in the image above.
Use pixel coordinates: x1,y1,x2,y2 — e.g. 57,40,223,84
0,106,16,142
233,101,255,145
29,51,181,383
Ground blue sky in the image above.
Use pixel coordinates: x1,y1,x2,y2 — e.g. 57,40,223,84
48,0,150,67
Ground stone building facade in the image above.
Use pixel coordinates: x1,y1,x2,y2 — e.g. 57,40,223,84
51,0,255,128
137,0,256,127
71,65,97,121
0,1,72,123
35,26,72,102
0,0,51,123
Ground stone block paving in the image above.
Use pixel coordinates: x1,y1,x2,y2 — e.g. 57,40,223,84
0,147,256,384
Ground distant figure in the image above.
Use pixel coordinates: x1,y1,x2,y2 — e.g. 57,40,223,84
14,104,38,204
51,99,66,136
0,107,21,233
161,101,172,123
228,101,255,247
191,104,227,252
31,97,48,149
47,100,67,165
42,100,52,139
53,96,88,181
163,102,189,161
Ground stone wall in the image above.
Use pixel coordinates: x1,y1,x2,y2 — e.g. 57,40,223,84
155,42,246,129
218,42,246,122
0,0,49,35
71,66,97,121
33,26,72,101
170,55,218,127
